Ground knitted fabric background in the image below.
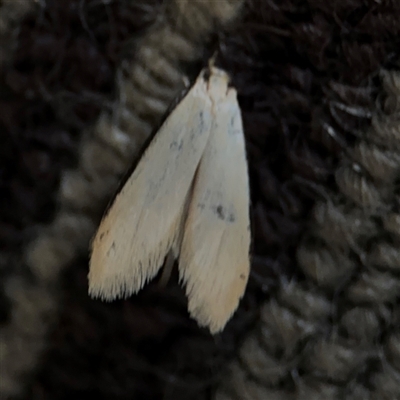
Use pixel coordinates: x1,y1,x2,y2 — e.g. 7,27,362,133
1,1,400,399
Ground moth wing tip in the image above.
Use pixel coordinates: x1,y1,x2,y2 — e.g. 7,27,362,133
87,279,127,302
186,291,244,335
189,306,234,335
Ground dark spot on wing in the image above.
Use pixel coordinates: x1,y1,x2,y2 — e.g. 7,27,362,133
106,241,117,257
216,205,225,220
240,274,246,280
99,229,110,241
190,111,206,141
213,205,236,222
170,139,183,151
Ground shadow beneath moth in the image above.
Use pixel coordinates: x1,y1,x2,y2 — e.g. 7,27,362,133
88,64,251,334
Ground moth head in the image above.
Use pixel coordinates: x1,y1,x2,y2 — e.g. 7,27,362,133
202,65,235,105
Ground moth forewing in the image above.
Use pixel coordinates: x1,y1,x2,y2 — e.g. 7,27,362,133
179,75,251,334
88,74,213,300
89,66,251,335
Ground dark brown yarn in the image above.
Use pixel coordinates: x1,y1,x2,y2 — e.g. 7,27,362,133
3,0,400,399
216,0,395,286
0,0,38,68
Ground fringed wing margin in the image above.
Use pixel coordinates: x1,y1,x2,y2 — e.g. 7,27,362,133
179,86,251,333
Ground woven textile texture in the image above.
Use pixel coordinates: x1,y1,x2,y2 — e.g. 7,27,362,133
1,1,400,399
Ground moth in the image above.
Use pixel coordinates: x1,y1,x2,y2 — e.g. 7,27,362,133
88,65,250,334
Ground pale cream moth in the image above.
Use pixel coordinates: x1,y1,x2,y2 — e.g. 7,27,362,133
88,66,250,334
